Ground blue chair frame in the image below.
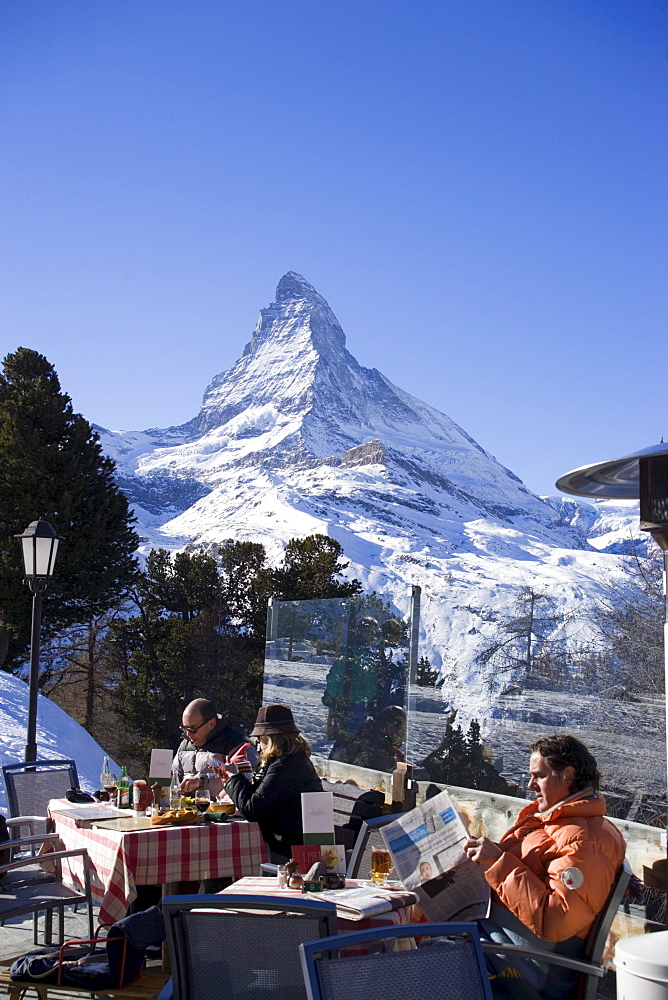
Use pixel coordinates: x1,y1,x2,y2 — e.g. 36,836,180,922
300,922,493,1000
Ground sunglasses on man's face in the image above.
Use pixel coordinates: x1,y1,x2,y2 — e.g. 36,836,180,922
180,720,211,735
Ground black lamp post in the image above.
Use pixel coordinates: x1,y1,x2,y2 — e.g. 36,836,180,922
14,519,64,763
556,442,668,844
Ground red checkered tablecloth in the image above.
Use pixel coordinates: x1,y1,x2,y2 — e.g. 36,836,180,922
217,876,415,936
49,800,268,925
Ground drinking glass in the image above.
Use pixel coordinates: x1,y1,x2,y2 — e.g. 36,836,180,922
193,789,211,813
370,846,393,885
104,773,118,799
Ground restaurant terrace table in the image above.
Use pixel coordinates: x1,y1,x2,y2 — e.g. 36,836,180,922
217,875,416,938
48,800,268,925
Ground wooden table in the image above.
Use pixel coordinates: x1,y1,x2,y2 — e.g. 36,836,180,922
48,800,268,925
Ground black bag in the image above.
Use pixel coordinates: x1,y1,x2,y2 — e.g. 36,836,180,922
10,906,165,989
9,943,102,985
65,788,97,804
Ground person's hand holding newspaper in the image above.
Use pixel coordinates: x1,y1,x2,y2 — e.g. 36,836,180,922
464,836,503,870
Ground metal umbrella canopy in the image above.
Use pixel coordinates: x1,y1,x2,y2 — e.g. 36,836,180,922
556,441,668,502
556,442,668,839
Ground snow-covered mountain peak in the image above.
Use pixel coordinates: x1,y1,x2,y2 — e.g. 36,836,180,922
239,271,346,363
275,270,329,307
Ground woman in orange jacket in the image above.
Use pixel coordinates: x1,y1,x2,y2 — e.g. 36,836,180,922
465,734,626,999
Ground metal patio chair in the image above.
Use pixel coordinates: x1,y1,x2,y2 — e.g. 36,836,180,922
2,758,80,833
0,832,94,946
160,892,337,1000
479,863,631,1000
300,922,493,1000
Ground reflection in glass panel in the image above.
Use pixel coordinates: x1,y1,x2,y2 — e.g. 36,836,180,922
264,582,666,828
413,592,666,821
264,597,410,770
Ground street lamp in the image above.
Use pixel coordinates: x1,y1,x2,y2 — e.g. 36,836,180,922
14,519,64,763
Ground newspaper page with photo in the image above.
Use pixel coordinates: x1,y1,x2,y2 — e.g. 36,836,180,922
380,789,490,922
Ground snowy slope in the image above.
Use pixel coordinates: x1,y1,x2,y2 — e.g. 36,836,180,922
0,672,118,815
94,273,644,724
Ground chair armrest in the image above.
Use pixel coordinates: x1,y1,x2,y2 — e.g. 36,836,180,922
0,847,89,877
3,832,60,852
6,817,36,838
260,863,279,876
157,977,173,999
480,941,605,977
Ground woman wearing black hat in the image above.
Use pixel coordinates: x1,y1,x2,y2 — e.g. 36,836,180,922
214,704,323,863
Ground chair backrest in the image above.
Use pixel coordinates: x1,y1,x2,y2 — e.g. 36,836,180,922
162,893,337,1000
346,813,401,879
2,759,79,819
300,922,493,1000
579,862,631,1000
321,780,385,851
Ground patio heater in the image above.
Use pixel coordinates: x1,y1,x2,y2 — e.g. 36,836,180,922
556,442,668,883
14,518,64,762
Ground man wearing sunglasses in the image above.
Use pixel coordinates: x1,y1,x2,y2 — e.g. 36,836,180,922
172,698,257,796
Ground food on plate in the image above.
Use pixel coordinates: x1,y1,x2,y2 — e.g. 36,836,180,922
150,808,200,826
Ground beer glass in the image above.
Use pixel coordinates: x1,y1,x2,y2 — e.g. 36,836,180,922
370,846,393,884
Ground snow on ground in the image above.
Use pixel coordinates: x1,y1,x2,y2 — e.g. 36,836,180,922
0,672,118,815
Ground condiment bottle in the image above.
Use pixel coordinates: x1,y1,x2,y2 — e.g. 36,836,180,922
133,779,150,812
151,783,163,814
285,860,303,890
288,871,304,890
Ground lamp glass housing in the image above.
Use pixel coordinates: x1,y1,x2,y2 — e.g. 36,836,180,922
18,523,60,579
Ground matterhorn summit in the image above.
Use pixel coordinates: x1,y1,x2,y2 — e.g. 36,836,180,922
97,274,641,755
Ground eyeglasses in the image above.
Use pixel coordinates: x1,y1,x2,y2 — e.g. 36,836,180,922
179,720,212,735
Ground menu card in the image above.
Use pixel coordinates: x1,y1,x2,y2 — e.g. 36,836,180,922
149,749,174,780
301,790,334,845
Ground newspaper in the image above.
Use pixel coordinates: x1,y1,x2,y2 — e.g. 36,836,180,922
310,885,419,920
380,790,490,922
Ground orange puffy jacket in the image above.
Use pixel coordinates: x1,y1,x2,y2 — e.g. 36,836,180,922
484,792,626,942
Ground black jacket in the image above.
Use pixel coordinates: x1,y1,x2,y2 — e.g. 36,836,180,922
225,750,323,860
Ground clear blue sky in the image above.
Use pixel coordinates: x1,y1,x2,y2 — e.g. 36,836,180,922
1,0,666,498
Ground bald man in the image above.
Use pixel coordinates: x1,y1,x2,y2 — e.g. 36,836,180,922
172,698,257,796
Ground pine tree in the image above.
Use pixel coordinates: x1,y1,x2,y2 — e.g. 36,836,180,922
214,539,273,639
0,348,138,668
106,549,263,765
421,711,512,793
473,586,569,691
415,655,439,687
272,534,362,601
